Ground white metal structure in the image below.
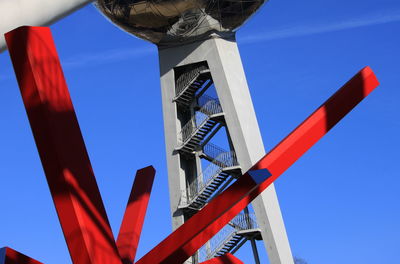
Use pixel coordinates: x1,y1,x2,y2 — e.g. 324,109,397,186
0,0,93,52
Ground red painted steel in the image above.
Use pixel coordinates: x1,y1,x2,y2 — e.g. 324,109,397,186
0,247,42,264
199,254,243,264
5,26,122,264
136,67,379,264
4,25,379,264
117,166,156,264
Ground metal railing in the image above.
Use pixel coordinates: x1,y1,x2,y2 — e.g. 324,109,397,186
198,94,217,108
231,211,258,230
175,65,209,98
199,212,259,261
198,96,223,116
199,223,235,261
178,97,222,144
203,143,238,167
180,148,239,208
181,163,222,207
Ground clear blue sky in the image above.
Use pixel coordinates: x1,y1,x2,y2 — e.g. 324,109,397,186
1,0,399,263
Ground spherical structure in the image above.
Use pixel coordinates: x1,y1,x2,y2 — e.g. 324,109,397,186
95,0,267,46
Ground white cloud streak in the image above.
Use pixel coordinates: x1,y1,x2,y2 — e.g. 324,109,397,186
14,9,400,70
241,10,400,44
62,45,155,69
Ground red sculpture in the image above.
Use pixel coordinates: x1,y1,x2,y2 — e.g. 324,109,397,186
117,166,156,264
0,247,42,264
2,26,379,264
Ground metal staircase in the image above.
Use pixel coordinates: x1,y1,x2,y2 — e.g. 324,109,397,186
177,97,223,153
174,62,262,263
180,145,240,210
201,143,240,168
174,65,212,107
199,212,261,262
214,232,244,257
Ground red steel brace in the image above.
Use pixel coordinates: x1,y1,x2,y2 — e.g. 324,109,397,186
0,247,42,264
5,26,122,264
6,26,157,264
117,166,156,264
4,25,379,264
0,166,155,264
136,67,379,264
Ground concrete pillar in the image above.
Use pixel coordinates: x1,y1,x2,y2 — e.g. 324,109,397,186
158,36,293,264
158,64,187,230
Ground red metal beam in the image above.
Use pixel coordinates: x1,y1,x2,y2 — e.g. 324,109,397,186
5,26,122,264
117,166,156,264
136,67,379,264
199,254,243,264
0,247,42,264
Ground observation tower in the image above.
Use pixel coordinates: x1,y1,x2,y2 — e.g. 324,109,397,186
94,1,294,263
0,1,381,264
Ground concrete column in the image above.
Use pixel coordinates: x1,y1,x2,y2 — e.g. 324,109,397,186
158,62,187,230
158,36,293,264
210,38,294,264
159,48,200,264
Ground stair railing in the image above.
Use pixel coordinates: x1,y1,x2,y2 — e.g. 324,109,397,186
230,212,258,230
181,148,239,208
180,163,222,208
198,96,223,116
199,223,236,261
199,212,259,261
175,65,209,98
203,143,238,167
178,97,222,144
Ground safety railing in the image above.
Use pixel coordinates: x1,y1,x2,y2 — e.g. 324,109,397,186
181,162,222,207
231,211,258,230
175,65,209,98
198,94,217,108
178,97,222,144
180,147,239,208
203,143,238,168
199,212,259,261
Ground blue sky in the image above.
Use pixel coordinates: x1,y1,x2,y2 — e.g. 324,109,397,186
1,0,400,263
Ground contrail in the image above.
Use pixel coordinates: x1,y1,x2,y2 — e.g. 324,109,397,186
62,46,155,69
63,9,400,67
240,10,400,44
3,8,398,70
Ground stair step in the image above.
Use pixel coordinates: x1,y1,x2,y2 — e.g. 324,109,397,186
204,122,214,126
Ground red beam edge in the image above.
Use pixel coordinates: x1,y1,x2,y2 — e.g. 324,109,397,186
117,166,156,264
0,247,43,264
136,67,379,264
5,26,122,264
199,254,244,264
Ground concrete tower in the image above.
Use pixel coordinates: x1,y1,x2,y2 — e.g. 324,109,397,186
95,1,295,263
157,37,293,264
0,0,293,262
